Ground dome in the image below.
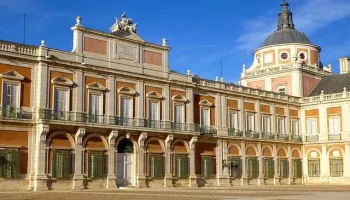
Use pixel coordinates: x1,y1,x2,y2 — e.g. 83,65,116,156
262,28,312,47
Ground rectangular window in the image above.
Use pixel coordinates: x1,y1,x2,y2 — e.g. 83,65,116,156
54,89,68,112
0,149,19,178
149,154,164,178
174,104,184,123
330,158,343,177
263,158,274,178
229,111,238,130
262,115,270,133
308,159,320,177
201,108,210,127
307,118,317,135
3,83,18,108
52,150,71,178
279,159,289,178
247,157,258,178
149,101,160,121
201,156,214,178
174,155,188,178
229,156,242,178
278,117,285,134
291,119,299,135
292,159,302,178
89,93,103,123
120,97,132,118
88,152,105,179
329,117,340,135
246,113,255,131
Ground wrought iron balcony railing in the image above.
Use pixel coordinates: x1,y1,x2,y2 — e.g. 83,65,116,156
305,135,318,142
0,107,32,120
245,130,259,139
291,135,302,142
262,132,275,140
277,134,290,141
228,129,243,137
328,134,341,141
196,125,217,136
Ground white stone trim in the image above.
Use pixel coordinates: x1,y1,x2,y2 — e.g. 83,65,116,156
0,71,25,80
51,77,74,86
86,82,106,91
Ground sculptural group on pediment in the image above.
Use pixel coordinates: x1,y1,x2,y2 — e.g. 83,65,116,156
110,12,137,34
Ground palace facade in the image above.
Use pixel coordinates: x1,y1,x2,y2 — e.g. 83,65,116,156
0,1,349,191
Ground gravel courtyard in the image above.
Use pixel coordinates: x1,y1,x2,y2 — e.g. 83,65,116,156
1,185,350,200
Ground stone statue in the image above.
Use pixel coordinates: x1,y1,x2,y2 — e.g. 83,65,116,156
110,12,137,34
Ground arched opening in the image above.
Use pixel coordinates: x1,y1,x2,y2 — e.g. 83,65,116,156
277,148,288,178
246,146,258,179
307,150,320,177
329,149,343,177
228,144,241,179
292,149,302,179
172,140,189,179
116,138,135,186
146,139,165,180
262,147,274,179
84,135,106,179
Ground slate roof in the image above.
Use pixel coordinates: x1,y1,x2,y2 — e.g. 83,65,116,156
262,28,312,47
308,73,350,96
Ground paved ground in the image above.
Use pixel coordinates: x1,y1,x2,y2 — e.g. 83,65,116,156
1,185,350,200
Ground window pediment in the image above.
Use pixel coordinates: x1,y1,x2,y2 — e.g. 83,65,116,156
172,95,187,103
1,71,25,81
118,87,136,95
199,99,212,107
86,82,106,91
147,91,162,99
51,77,74,86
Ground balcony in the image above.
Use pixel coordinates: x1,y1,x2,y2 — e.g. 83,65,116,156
328,134,341,141
0,107,32,120
262,132,275,140
196,125,217,136
228,129,243,137
277,134,290,141
291,135,302,142
245,130,259,139
305,135,319,142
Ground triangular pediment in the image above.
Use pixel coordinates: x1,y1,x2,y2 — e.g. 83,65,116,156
86,82,106,91
147,91,162,99
118,87,136,95
51,77,74,86
1,71,25,80
199,99,212,107
112,31,144,42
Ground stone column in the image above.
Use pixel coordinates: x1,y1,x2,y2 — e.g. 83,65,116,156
106,131,118,189
189,136,197,187
257,142,264,185
301,145,308,184
287,145,293,184
164,135,174,187
216,139,230,186
72,128,86,190
241,142,247,185
135,80,144,126
273,143,279,185
32,124,49,191
106,75,116,122
238,99,245,136
35,49,49,110
215,93,222,129
321,145,329,182
186,88,194,125
137,133,147,188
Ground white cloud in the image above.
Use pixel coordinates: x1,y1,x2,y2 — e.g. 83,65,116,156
234,0,350,53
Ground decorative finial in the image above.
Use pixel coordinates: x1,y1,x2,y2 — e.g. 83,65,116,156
76,16,82,26
277,0,294,30
220,77,224,82
321,90,324,95
344,87,347,92
242,64,246,72
187,69,191,75
162,38,167,47
40,40,46,47
216,76,219,81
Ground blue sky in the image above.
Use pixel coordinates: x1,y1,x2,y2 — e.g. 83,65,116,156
1,0,350,83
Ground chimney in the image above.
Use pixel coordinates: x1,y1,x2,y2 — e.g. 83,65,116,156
339,57,350,74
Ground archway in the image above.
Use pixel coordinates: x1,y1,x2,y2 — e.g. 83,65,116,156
116,138,135,186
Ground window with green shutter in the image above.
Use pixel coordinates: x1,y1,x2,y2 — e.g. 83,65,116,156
201,156,213,178
88,152,105,179
149,154,164,179
247,157,258,178
279,159,289,178
0,149,19,178
330,158,343,177
52,150,71,179
229,156,242,178
292,159,302,178
263,158,274,178
174,155,188,178
308,159,320,177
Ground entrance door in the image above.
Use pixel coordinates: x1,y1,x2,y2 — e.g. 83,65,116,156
116,138,134,186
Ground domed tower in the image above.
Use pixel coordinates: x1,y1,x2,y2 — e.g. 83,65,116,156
240,0,332,97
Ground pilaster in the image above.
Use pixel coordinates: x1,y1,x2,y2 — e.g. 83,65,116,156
106,131,118,189
240,142,247,185
186,88,194,124
135,80,144,126
189,136,197,187
164,135,174,187
163,85,170,122
320,145,329,182
74,69,84,113
216,139,230,186
273,143,279,185
257,142,264,185
72,128,86,190
238,99,245,136
35,61,49,110
106,75,116,117
287,145,293,184
137,133,147,188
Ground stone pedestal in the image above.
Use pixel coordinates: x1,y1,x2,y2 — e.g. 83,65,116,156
258,176,266,185
164,175,174,187
188,175,198,187
242,176,249,186
106,176,117,189
274,175,281,185
216,175,231,187
137,174,147,188
72,175,85,190
32,175,48,191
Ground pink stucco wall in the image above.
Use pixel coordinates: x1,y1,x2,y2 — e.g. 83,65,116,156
247,80,265,89
303,75,321,96
271,76,292,95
